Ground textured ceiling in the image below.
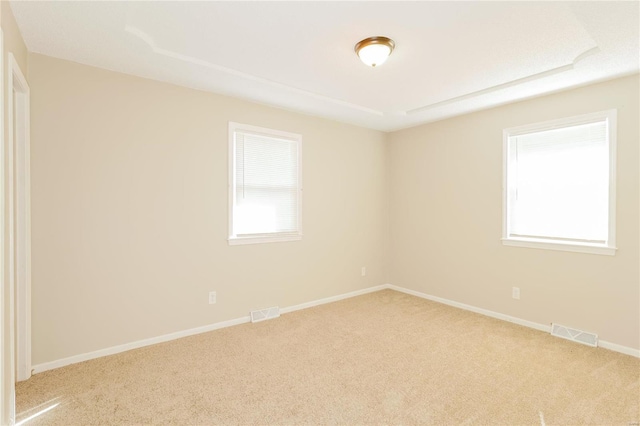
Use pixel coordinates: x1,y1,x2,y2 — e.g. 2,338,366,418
10,1,640,131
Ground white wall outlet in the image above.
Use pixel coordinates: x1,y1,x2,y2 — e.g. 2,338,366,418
512,287,520,300
361,267,366,277
209,291,217,304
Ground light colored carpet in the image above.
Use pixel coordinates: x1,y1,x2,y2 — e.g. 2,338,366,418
16,289,640,425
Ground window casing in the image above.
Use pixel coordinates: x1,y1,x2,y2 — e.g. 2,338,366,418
502,110,616,255
228,122,302,245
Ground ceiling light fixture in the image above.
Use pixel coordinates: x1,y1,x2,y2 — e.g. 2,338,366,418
354,36,395,67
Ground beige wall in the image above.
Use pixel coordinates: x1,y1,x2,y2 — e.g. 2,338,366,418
389,75,640,350
1,3,28,423
22,50,640,368
28,53,388,365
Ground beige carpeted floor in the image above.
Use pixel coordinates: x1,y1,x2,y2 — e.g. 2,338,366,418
16,289,640,425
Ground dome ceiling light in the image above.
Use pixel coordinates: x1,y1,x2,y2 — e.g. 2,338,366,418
354,36,395,67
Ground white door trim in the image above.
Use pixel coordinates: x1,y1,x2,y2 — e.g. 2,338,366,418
8,52,31,386
0,28,9,426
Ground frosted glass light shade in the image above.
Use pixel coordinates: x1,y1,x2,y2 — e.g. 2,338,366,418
355,36,395,67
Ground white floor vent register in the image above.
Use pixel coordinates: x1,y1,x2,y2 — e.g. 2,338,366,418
250,306,280,323
551,323,598,347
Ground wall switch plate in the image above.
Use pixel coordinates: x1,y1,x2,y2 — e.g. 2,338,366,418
512,287,520,300
209,291,217,304
361,267,366,277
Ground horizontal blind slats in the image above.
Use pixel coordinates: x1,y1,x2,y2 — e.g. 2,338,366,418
233,129,300,237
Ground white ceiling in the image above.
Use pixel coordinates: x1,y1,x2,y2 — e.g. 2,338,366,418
10,1,640,132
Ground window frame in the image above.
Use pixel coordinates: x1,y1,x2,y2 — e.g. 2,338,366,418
228,121,303,246
502,110,617,256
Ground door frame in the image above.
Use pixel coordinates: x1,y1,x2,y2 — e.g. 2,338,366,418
7,52,31,387
0,28,7,425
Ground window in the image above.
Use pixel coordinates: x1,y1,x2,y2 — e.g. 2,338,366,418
502,110,616,255
228,122,302,245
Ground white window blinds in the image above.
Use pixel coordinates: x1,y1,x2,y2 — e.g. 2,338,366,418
229,123,302,244
504,110,616,254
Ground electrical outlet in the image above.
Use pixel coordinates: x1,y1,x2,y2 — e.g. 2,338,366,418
209,291,217,304
512,287,520,300
361,267,366,277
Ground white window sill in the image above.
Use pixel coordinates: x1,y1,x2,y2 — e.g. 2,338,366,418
228,234,302,246
502,237,616,256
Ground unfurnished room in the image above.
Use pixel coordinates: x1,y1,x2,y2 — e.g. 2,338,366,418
0,1,638,425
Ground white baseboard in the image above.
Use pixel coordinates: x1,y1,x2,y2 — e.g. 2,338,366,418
31,283,639,373
280,285,387,315
32,315,252,374
386,284,639,358
599,340,640,358
32,284,387,374
386,284,551,333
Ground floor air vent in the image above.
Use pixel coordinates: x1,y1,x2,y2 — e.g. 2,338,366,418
551,323,598,347
250,306,280,323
